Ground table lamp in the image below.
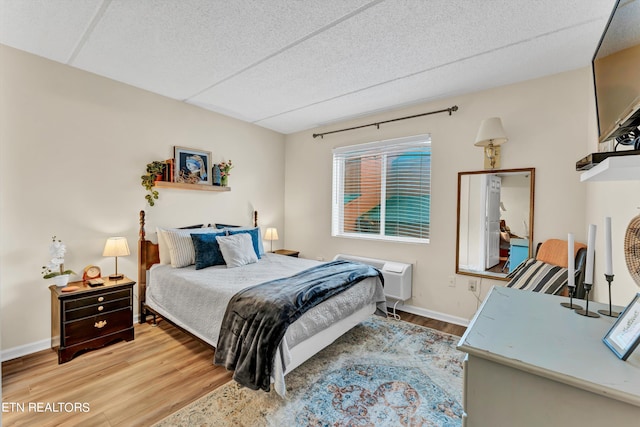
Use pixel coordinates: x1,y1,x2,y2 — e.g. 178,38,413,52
264,228,279,252
103,237,130,280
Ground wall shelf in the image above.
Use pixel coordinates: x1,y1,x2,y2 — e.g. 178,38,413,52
154,181,230,192
580,155,640,182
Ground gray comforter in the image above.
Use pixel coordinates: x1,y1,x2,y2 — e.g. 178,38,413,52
213,260,384,392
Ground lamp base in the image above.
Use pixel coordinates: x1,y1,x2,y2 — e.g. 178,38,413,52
108,273,124,281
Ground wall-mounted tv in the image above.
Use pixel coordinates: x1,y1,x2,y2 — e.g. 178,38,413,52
592,0,640,145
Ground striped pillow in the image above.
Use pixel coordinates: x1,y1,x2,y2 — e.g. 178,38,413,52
163,228,216,268
506,258,568,295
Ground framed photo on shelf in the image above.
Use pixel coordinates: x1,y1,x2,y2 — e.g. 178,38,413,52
174,146,212,185
603,292,640,361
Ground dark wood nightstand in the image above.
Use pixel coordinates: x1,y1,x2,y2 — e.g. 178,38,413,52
50,276,135,363
273,249,299,258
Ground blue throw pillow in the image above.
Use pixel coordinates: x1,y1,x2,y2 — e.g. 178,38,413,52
191,232,227,270
228,227,262,259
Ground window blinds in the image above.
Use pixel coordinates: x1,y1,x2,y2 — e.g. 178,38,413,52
332,135,431,243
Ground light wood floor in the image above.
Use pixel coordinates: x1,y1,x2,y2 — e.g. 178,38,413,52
1,312,466,426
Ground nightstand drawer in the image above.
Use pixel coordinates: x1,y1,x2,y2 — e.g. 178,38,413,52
64,297,131,322
64,307,132,346
64,289,131,311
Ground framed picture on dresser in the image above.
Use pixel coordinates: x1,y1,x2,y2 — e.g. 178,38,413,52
603,292,640,361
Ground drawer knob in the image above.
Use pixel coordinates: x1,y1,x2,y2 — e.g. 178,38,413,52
94,320,107,329
98,306,104,311
98,297,104,302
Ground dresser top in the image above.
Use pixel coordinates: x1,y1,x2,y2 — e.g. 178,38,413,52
458,286,640,407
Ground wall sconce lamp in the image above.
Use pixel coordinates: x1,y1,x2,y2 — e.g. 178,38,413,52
103,237,130,280
474,117,508,169
264,228,279,252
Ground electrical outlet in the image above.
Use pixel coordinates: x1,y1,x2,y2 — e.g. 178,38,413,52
468,279,477,292
448,276,456,287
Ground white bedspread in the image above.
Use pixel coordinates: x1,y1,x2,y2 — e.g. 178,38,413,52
146,253,385,394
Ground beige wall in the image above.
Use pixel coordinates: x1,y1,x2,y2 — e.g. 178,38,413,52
0,45,286,355
586,181,640,306
284,68,594,323
3,43,637,356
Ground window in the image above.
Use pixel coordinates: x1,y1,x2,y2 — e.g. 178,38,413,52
332,134,431,243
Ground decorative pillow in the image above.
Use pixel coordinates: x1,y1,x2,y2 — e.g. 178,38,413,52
227,227,264,258
157,225,204,265
163,227,215,268
216,233,258,268
191,232,227,270
506,258,568,295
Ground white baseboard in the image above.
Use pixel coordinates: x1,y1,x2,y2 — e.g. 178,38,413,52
1,338,51,362
1,310,140,362
0,308,462,362
392,302,470,327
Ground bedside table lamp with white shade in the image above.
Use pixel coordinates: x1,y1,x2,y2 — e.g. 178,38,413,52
264,228,279,252
103,237,130,280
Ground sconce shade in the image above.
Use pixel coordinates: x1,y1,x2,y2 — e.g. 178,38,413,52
264,228,279,241
102,237,131,257
474,117,508,147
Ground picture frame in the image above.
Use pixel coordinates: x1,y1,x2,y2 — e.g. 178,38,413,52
173,146,212,185
603,292,640,361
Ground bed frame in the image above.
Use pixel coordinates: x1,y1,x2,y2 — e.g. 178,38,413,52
136,209,381,386
137,210,258,326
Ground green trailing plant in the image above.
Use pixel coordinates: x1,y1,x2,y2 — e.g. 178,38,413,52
141,161,166,206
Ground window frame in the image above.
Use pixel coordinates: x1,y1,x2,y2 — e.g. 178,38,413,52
331,134,431,244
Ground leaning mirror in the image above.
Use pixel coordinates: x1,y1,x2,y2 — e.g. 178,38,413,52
456,168,535,280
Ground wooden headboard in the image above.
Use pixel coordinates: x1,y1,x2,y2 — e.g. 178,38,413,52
137,209,258,323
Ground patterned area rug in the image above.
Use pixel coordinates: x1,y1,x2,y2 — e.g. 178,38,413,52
154,316,464,427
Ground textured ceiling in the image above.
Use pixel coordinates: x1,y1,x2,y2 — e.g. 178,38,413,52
0,0,619,134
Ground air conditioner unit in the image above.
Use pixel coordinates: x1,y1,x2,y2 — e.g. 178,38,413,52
333,254,412,301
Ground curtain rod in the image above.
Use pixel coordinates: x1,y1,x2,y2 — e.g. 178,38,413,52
312,105,458,139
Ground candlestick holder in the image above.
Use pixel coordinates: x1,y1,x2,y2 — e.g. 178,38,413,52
597,274,620,317
575,282,600,318
560,285,583,310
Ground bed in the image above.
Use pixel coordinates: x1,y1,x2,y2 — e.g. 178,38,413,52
136,211,387,395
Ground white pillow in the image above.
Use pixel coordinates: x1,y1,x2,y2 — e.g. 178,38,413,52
163,227,215,268
219,226,265,256
216,233,258,268
156,227,171,265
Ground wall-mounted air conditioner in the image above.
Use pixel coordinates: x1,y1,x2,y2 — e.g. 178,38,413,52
333,254,412,301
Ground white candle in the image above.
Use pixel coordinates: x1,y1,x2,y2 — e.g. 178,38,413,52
585,224,597,284
567,233,575,288
605,216,613,276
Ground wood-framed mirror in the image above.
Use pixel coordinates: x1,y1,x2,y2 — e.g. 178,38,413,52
456,168,535,280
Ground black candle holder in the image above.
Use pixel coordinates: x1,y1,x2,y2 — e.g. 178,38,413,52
560,285,583,310
597,274,620,317
575,282,600,318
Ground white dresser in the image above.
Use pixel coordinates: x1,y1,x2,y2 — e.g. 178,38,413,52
457,286,640,427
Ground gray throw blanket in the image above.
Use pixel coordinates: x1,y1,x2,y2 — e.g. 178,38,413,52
213,260,384,392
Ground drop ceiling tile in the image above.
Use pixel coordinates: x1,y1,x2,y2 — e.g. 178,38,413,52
71,0,376,99
256,19,610,134
0,0,104,62
190,0,614,129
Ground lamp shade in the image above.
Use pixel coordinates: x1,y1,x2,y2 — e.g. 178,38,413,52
102,237,131,257
474,117,508,147
264,228,279,241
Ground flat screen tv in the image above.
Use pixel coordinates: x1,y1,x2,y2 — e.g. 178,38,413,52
592,0,640,145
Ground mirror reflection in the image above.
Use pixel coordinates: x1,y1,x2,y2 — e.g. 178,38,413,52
456,168,535,280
